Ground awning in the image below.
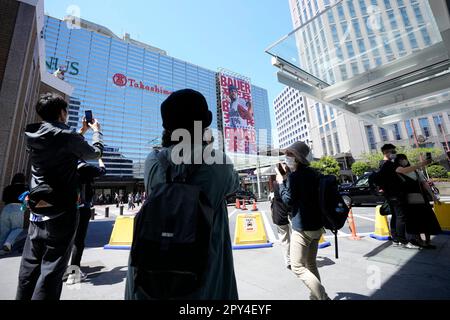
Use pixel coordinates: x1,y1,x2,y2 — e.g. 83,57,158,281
266,0,450,128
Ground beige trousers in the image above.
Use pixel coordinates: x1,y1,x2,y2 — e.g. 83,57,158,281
276,224,291,267
290,229,330,300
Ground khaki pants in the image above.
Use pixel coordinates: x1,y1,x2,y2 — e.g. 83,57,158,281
276,224,291,267
290,229,329,300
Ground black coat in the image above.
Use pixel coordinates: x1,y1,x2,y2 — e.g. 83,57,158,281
280,165,324,232
271,183,292,226
399,173,441,235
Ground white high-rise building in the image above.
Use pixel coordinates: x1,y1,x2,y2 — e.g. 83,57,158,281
288,0,450,159
274,87,311,149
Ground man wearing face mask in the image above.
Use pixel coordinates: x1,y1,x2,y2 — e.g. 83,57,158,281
378,144,431,249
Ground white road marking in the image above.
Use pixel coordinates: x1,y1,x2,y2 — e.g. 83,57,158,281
228,209,238,218
260,210,279,243
324,232,373,239
352,214,375,222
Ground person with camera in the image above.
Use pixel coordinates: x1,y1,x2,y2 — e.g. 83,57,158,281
394,154,441,249
16,93,103,300
276,141,330,301
377,144,432,249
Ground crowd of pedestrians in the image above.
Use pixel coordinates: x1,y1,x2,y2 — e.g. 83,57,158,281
0,90,445,301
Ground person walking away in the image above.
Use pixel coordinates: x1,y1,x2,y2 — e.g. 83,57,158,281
114,193,119,207
16,93,103,300
134,192,141,206
125,89,240,300
376,144,431,249
66,158,106,285
128,193,135,210
270,164,293,270
277,141,330,300
394,154,441,249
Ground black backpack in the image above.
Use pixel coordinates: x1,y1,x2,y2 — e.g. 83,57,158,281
130,152,213,299
317,174,350,259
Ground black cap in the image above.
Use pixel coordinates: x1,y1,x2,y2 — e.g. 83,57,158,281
161,89,213,131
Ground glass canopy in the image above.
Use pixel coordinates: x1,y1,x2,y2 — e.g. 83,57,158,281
266,0,450,127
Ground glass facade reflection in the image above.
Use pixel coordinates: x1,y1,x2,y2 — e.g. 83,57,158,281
43,16,271,183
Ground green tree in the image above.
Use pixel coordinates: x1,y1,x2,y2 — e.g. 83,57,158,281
404,147,443,166
427,165,448,178
351,161,372,177
310,156,341,176
360,152,384,169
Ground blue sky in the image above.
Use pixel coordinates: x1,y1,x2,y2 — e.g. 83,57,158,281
44,0,294,146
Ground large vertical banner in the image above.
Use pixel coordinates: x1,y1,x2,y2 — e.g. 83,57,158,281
219,72,257,155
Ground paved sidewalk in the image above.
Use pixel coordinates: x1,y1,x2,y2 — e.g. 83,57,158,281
0,202,449,300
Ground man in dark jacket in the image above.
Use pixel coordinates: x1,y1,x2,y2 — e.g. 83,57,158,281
16,93,103,300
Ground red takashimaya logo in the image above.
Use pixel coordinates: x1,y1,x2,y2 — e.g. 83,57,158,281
113,73,127,87
112,73,171,95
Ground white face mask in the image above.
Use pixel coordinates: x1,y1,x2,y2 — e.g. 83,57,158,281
389,153,397,161
285,156,296,170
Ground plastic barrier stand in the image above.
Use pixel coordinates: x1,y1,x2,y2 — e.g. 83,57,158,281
434,202,450,234
104,216,134,250
370,205,391,241
233,212,272,250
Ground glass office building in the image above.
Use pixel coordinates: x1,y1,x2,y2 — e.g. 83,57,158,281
43,16,271,193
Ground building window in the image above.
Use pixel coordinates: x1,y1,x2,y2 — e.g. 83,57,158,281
359,0,367,14
421,29,432,46
327,10,335,24
379,127,388,141
400,8,411,27
346,42,355,58
337,5,346,21
405,120,414,138
393,123,402,140
327,135,334,155
384,0,391,10
316,104,323,125
419,118,431,137
322,137,328,155
433,115,445,134
351,62,359,75
322,105,328,122
352,20,362,38
365,125,377,150
347,1,356,18
334,132,341,154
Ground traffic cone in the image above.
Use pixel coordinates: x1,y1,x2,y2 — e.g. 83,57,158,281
370,205,391,241
235,198,241,209
251,199,258,211
318,234,331,249
241,200,248,210
347,207,361,240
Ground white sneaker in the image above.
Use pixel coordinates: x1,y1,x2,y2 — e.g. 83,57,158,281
404,243,422,250
66,266,87,285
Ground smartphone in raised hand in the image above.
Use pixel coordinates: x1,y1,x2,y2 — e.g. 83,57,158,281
277,163,286,176
85,110,93,124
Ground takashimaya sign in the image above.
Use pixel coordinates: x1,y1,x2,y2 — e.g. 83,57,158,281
112,73,172,95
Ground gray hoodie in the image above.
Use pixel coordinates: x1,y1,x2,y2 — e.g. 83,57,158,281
25,121,104,213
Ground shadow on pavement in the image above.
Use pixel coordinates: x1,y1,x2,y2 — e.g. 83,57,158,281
333,292,369,300
368,234,450,299
317,256,335,268
86,266,128,286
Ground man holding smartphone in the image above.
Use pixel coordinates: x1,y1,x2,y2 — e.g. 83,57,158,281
17,93,104,300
